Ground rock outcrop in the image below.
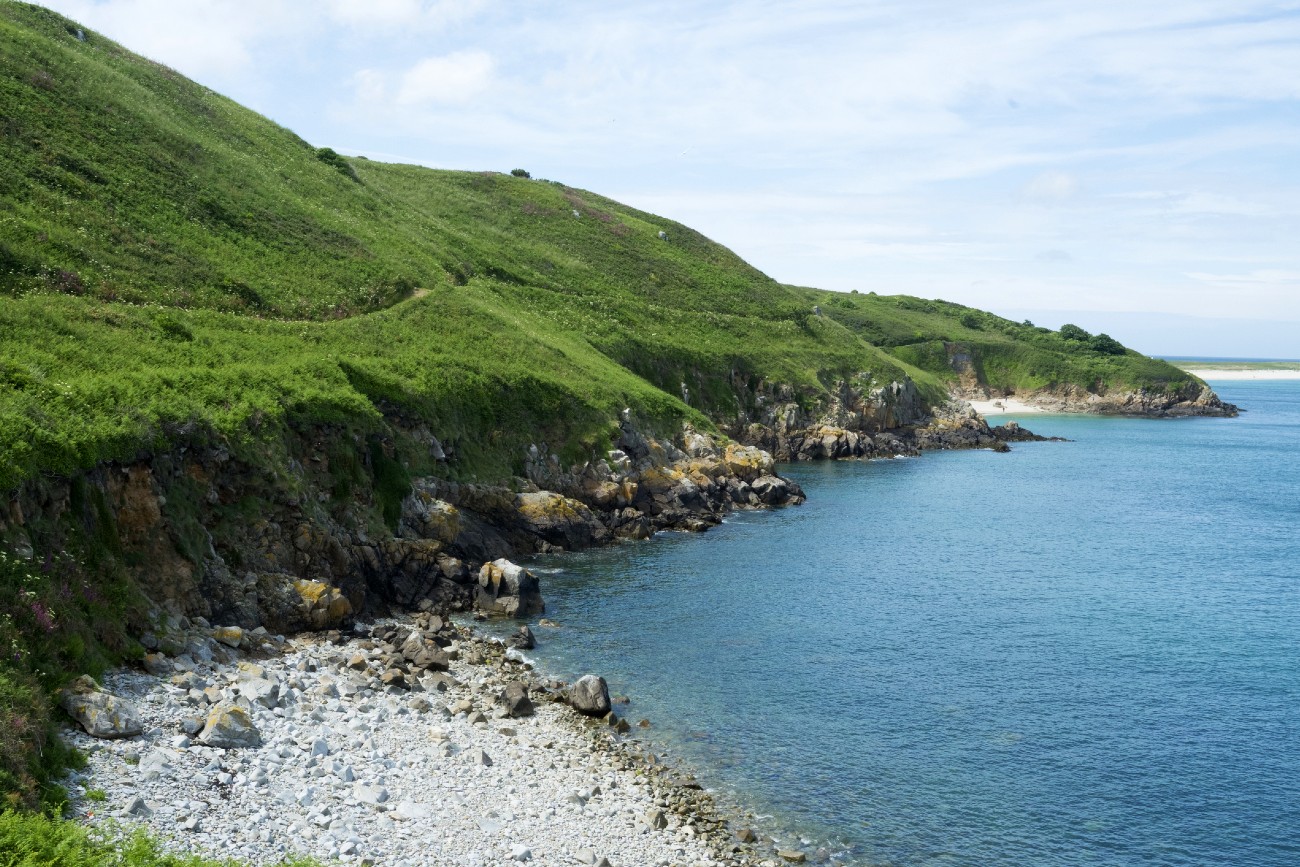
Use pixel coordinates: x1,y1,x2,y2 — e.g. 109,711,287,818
476,559,544,617
1002,381,1238,417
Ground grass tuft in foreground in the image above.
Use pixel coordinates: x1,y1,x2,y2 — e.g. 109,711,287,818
0,810,318,866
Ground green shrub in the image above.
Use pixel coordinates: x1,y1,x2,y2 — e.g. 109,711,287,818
510,168,531,178
314,147,358,183
1059,323,1091,341
1089,333,1126,356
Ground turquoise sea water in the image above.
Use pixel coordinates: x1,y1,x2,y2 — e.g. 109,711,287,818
513,379,1300,866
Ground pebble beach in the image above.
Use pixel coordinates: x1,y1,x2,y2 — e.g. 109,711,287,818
61,617,798,867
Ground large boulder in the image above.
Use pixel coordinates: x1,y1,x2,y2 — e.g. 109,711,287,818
498,681,534,718
59,675,143,739
751,475,793,505
198,700,261,748
475,559,544,616
568,675,611,717
399,485,462,543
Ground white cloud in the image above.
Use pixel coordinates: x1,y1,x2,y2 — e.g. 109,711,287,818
322,0,486,32
1023,172,1079,202
395,51,494,105
38,0,303,80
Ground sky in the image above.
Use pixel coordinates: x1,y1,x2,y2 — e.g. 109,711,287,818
34,0,1300,357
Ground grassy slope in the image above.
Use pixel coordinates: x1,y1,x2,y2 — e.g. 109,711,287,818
799,288,1200,394
0,2,933,490
0,3,1201,494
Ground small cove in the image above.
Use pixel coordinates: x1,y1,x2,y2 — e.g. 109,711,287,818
501,380,1300,866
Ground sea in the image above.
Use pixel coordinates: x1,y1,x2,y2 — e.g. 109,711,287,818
497,378,1300,866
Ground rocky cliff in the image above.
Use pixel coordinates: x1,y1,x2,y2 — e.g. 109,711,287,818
0,415,807,637
0,384,1045,641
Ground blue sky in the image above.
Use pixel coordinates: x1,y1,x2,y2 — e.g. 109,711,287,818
37,0,1300,356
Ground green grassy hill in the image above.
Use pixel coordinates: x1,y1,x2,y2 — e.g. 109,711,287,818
0,2,1207,492
800,289,1193,394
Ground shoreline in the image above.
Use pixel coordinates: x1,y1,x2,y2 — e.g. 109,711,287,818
1180,368,1300,381
965,397,1047,415
62,616,798,867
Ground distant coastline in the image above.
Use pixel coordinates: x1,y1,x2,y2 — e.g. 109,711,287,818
1166,359,1300,381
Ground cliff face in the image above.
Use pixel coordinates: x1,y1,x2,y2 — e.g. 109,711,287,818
713,374,1040,459
0,417,805,634
943,344,1239,418
1014,381,1237,417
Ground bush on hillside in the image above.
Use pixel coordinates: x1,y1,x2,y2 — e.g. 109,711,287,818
314,147,359,183
510,168,531,178
1089,333,1126,355
1059,323,1091,341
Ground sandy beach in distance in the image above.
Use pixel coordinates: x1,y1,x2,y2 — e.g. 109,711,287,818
1182,368,1300,381
966,397,1046,414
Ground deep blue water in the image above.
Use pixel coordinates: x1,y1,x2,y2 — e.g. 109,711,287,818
509,379,1300,866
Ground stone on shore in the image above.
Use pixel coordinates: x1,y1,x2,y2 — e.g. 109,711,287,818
59,675,144,739
508,624,536,650
499,681,535,718
198,700,261,748
476,559,545,616
212,626,244,648
568,675,612,717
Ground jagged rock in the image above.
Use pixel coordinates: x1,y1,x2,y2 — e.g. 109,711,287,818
58,676,143,739
499,681,534,718
644,806,668,830
353,783,390,805
292,579,353,630
751,475,792,505
238,678,280,708
198,700,261,748
121,795,151,817
476,559,544,616
515,491,605,550
411,647,450,672
568,675,611,717
507,624,536,650
399,484,462,543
